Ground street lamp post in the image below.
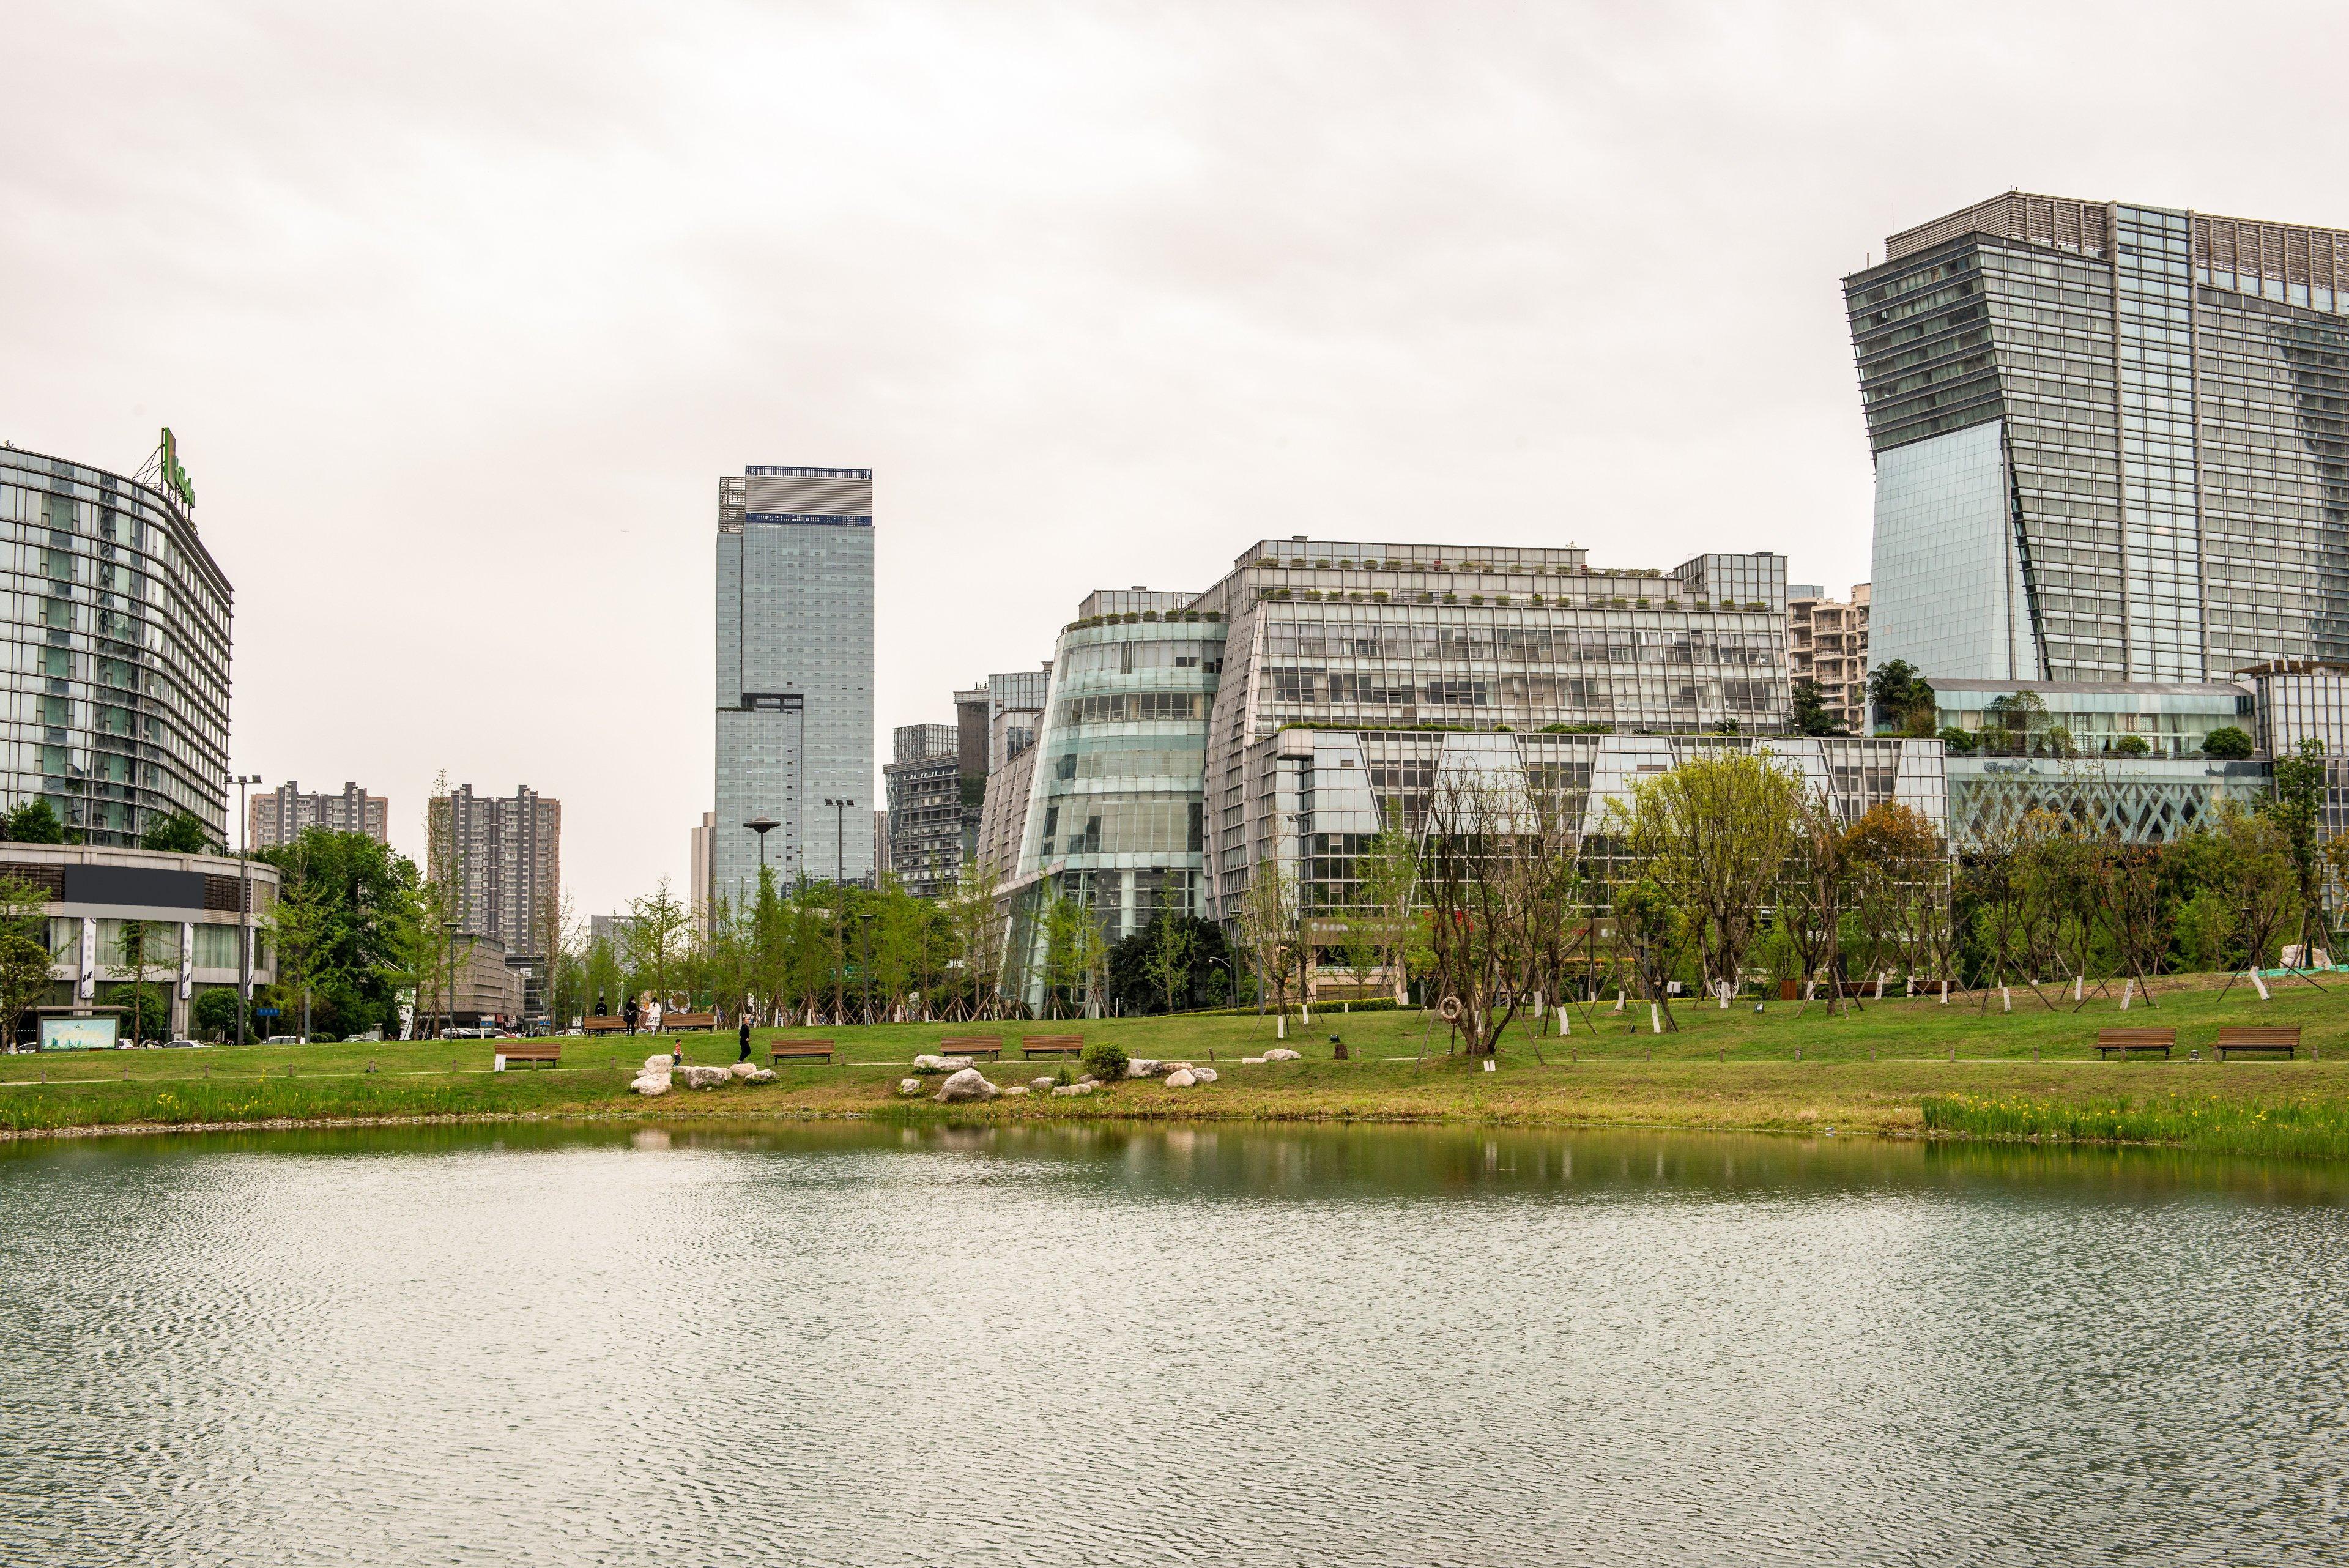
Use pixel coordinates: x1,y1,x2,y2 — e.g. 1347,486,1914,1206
442,918,462,1039
744,815,778,882
823,797,855,886
234,774,259,1047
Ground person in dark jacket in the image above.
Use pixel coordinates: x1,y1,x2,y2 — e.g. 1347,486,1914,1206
623,998,639,1037
738,1015,753,1063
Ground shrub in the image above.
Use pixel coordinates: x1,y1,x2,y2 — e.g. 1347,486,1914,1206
2202,725,2254,759
2113,734,2151,757
1082,1041,1129,1083
1938,726,1977,754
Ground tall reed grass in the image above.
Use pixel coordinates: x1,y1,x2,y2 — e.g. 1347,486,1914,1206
1923,1090,2349,1160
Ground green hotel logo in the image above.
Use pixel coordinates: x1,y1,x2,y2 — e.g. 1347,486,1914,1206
160,426,195,508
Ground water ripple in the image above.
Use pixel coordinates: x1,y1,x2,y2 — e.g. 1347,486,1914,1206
1,1124,2345,1565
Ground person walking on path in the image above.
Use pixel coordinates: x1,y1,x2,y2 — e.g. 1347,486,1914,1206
738,1016,752,1062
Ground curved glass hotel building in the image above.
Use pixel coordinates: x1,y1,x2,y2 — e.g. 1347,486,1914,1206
0,442,232,844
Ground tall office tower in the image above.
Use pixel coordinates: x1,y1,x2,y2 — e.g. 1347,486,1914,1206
0,440,233,844
1847,193,2349,683
250,780,390,850
427,784,562,958
713,464,875,901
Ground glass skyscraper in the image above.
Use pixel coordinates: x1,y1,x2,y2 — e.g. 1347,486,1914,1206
1847,192,2349,683
713,464,874,905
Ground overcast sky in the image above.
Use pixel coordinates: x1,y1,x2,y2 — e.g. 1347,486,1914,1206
5,1,2345,917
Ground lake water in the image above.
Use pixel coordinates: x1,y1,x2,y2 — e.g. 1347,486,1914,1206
2,1122,2345,1566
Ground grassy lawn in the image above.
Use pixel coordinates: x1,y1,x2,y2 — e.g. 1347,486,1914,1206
5,975,2349,1157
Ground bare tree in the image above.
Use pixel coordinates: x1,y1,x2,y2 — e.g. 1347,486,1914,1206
1235,853,1304,1036
1420,778,1529,1055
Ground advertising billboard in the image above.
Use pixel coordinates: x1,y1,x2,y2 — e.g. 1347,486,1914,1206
40,1016,119,1052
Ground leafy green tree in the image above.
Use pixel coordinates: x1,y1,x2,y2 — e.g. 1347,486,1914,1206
2202,726,2254,760
139,811,216,853
1,798,71,844
2268,738,2329,960
622,879,694,1014
1866,660,1936,736
1938,727,1978,754
256,828,417,1038
1791,679,1840,737
109,920,169,1041
1611,752,1800,1005
2112,734,2151,757
0,875,52,1049
192,987,243,1041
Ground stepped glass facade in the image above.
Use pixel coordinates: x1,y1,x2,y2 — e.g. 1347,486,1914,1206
0,445,232,844
1848,192,2349,684
1190,540,1791,918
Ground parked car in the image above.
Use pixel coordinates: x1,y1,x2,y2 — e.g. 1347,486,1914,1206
160,1039,209,1049
264,1034,305,1046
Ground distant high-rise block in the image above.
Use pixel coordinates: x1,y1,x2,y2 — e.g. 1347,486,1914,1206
689,810,716,933
713,465,875,897
1847,193,2349,683
249,780,389,850
428,784,560,960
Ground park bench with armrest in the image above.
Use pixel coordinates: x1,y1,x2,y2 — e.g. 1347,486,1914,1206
582,1016,629,1035
938,1036,1004,1060
1020,1035,1085,1058
496,1042,560,1069
768,1039,837,1064
661,1012,718,1034
2096,1027,2175,1060
2216,1025,2299,1060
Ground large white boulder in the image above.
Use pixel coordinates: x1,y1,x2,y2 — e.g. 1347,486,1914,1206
1124,1059,1193,1079
1001,1084,1030,1096
933,1067,998,1103
727,1061,759,1079
1050,1082,1094,1097
1163,1069,1197,1088
1190,1068,1218,1083
743,1068,775,1083
644,1053,677,1074
1263,1049,1301,1062
897,1077,924,1096
913,1054,973,1076
1030,1077,1058,1091
677,1064,732,1090
630,1073,670,1097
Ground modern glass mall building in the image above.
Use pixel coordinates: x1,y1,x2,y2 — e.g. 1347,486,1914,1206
1846,192,2349,684
0,443,232,844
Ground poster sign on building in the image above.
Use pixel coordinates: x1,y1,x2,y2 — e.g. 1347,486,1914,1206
77,916,96,1001
179,921,195,1000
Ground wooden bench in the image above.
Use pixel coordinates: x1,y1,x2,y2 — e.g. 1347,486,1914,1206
938,1036,1004,1060
2217,1025,2299,1061
1020,1035,1085,1058
2096,1027,2175,1060
661,1012,718,1034
582,1016,630,1035
497,1042,560,1069
769,1039,837,1065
